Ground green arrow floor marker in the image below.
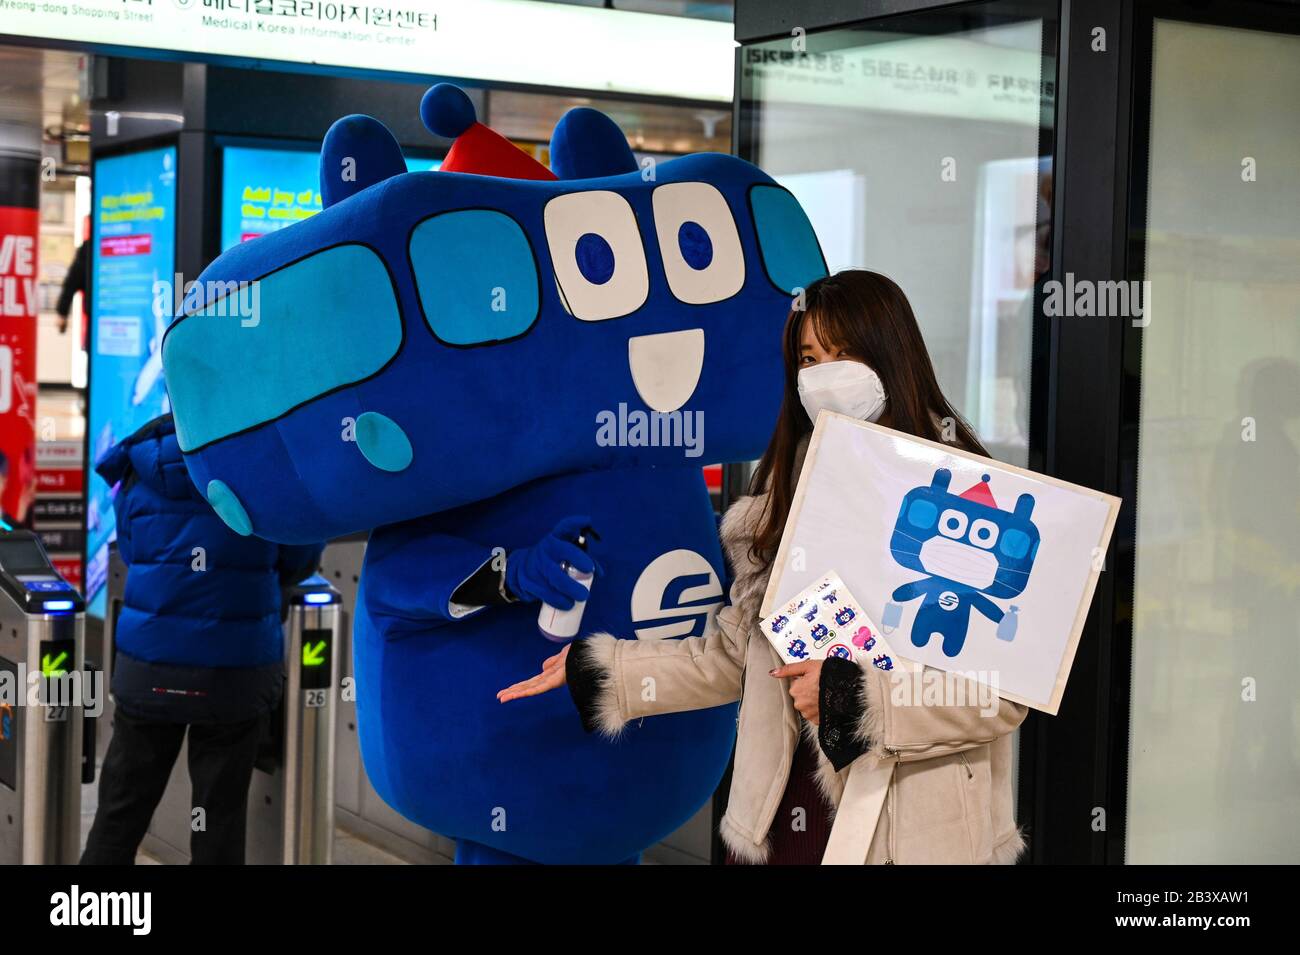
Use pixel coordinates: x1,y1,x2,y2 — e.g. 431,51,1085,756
302,641,327,667
42,651,69,677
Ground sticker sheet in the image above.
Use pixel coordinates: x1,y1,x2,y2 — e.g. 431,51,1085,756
760,571,902,674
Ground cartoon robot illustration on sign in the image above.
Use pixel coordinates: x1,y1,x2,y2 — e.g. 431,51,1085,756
886,468,1039,657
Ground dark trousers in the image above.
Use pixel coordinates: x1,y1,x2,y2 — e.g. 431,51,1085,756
81,709,266,865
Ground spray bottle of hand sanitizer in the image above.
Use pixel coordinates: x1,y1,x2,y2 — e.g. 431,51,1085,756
537,526,598,643
996,605,1020,642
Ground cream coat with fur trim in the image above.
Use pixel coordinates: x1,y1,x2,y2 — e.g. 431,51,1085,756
576,489,1028,865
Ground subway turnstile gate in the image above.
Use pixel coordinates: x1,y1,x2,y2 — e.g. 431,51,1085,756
128,574,343,864
0,530,87,864
249,575,341,864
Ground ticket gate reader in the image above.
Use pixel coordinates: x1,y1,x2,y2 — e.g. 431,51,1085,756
247,575,341,864
135,574,342,864
0,530,87,864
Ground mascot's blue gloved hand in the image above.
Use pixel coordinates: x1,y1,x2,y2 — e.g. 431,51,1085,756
505,515,600,609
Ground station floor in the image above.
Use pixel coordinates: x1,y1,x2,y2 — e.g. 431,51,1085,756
76,760,705,863
79,780,419,865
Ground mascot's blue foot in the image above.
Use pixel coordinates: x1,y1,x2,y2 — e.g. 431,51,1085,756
454,840,640,866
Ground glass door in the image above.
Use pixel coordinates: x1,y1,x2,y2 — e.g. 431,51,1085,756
1125,10,1300,863
737,0,1059,470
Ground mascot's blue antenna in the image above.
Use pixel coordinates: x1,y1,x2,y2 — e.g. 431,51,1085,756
420,82,478,138
319,114,407,208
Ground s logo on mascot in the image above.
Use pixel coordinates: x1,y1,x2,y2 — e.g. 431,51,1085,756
161,84,826,864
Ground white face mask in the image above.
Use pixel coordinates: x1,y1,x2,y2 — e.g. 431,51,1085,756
797,360,887,424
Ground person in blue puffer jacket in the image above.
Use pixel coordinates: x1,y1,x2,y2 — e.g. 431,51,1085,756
81,414,324,865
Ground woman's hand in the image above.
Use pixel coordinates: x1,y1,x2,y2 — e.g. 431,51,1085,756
497,645,570,703
771,660,823,724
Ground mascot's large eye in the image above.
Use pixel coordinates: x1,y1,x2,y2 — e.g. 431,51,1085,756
906,499,938,529
938,509,968,539
969,519,999,549
749,184,827,295
544,190,648,321
1000,529,1031,559
652,182,744,304
163,244,402,453
410,210,539,346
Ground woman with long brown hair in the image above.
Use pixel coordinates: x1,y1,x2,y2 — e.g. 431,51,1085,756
500,270,1027,865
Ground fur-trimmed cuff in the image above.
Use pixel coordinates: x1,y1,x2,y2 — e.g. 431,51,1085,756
991,827,1027,865
854,664,890,759
565,633,627,739
718,813,771,865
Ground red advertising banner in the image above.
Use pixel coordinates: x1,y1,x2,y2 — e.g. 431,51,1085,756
0,205,39,526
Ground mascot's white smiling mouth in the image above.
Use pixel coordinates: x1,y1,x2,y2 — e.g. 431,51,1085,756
627,329,704,413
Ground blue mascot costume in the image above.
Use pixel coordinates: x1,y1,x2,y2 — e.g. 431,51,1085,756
161,85,826,864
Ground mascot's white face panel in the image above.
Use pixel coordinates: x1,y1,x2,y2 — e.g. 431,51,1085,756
630,549,725,640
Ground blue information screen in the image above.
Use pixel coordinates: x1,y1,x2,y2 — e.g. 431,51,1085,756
85,146,177,616
220,146,322,251
220,144,440,251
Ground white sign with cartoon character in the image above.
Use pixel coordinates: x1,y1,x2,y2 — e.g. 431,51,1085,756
762,411,1121,714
